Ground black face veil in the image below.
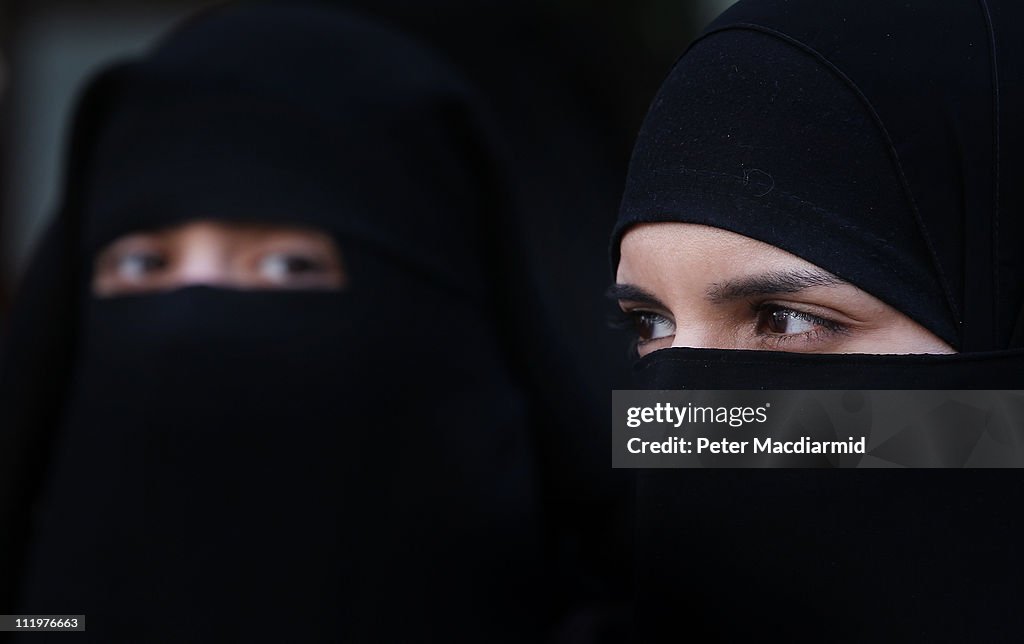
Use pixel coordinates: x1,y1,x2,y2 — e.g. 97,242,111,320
1,5,549,640
612,0,1024,640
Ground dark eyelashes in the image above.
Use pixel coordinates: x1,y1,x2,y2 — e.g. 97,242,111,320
609,308,673,334
752,302,849,334
750,302,851,351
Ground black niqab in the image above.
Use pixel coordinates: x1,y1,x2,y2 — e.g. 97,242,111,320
2,5,550,640
613,0,1024,640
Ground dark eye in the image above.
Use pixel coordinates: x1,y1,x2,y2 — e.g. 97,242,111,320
115,252,168,280
630,311,676,343
755,305,835,336
258,253,327,283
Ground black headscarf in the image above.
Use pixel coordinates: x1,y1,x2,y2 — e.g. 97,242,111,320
615,0,1024,355
613,0,1024,640
1,4,555,640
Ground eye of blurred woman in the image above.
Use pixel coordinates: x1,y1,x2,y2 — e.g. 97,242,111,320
260,253,325,280
113,250,169,280
253,248,341,288
92,220,345,296
93,236,172,296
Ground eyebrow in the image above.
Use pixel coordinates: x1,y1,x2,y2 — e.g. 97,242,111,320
705,269,846,302
606,283,666,308
608,269,847,308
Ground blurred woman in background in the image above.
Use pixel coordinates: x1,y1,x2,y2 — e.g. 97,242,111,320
0,3,632,640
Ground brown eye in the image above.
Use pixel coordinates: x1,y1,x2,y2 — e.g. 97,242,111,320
756,305,827,335
631,311,675,342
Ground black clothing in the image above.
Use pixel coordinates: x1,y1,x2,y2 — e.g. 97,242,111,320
613,0,1024,640
330,3,640,622
2,5,552,641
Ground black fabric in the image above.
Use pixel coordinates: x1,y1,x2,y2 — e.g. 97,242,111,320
0,4,560,641
325,4,640,627
19,281,544,642
20,279,545,642
612,0,1024,641
634,466,1024,642
637,346,1024,390
327,4,641,622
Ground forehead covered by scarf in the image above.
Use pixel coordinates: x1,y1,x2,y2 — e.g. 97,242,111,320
613,0,1024,352
75,3,498,297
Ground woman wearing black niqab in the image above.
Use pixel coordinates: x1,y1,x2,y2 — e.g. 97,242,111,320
610,0,1024,640
0,4,552,641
